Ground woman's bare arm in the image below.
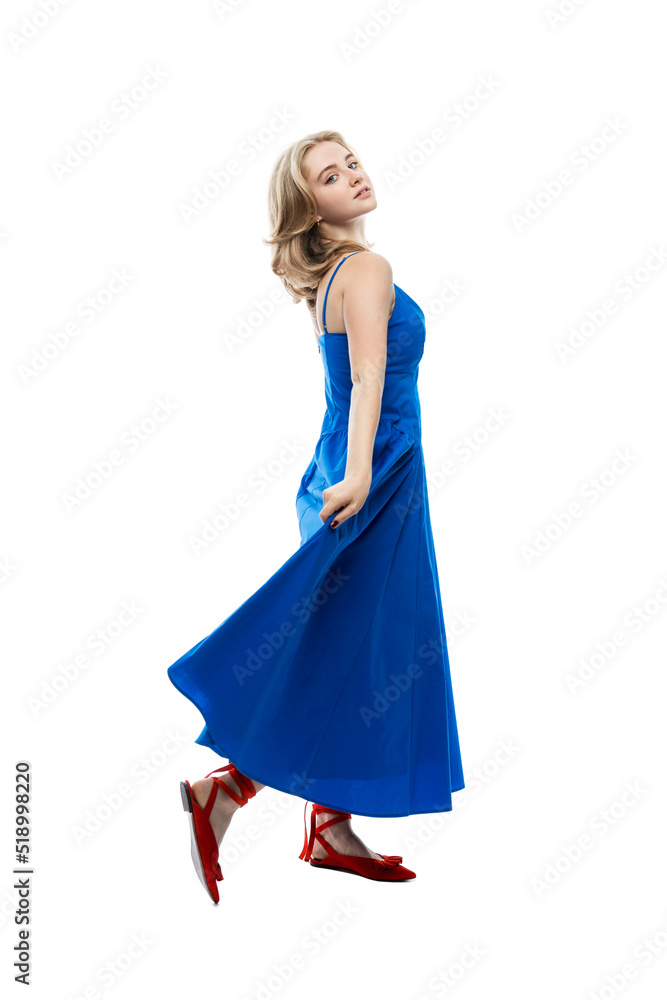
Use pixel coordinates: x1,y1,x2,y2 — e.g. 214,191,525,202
319,252,393,527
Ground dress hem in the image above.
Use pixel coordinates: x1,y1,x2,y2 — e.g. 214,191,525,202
203,748,465,818
170,664,465,817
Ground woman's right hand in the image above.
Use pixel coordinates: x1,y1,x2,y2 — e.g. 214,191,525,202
319,471,372,528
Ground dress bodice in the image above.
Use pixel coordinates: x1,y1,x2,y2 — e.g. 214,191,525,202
318,281,426,442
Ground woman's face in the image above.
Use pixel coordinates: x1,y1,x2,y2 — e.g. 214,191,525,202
303,140,377,225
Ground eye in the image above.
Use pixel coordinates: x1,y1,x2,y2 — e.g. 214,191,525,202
325,160,359,184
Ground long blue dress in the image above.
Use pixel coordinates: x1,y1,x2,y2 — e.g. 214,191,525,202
167,252,465,818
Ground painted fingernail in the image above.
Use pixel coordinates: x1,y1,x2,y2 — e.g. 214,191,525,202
331,520,338,528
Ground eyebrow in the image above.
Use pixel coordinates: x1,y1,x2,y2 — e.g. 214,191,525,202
316,152,355,181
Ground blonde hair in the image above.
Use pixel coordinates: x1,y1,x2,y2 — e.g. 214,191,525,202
263,130,374,317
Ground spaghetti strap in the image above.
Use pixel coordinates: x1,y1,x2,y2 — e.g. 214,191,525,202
321,251,363,335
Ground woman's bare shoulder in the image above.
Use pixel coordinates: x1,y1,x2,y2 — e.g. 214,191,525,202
344,249,393,283
342,251,394,304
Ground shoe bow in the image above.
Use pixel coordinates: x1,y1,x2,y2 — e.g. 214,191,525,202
373,855,403,869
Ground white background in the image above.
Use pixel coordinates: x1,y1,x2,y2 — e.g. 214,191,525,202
2,1,666,998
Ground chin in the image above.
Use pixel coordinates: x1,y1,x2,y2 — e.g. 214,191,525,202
354,197,377,215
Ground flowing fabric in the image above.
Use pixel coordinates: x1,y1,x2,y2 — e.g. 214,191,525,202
167,253,465,817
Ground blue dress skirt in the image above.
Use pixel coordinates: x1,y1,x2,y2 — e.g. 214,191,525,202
167,253,465,817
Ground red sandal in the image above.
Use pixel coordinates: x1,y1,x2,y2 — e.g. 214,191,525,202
180,763,256,903
298,801,416,882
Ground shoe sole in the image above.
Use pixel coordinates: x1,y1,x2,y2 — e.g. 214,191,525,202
308,859,416,881
180,781,219,903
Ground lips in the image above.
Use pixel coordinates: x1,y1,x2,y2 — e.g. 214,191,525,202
354,185,371,198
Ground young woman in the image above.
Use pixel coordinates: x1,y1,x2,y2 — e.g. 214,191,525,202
167,129,465,903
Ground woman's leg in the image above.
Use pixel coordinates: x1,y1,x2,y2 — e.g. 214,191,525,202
191,770,265,845
309,808,385,861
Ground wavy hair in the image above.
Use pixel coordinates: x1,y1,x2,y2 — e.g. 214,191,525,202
263,130,374,317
